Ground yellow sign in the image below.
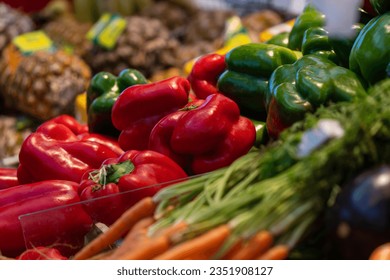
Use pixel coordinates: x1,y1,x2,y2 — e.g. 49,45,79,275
87,13,126,50
86,13,111,41
13,31,54,55
98,16,126,49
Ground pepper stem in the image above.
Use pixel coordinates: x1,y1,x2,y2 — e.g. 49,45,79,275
179,104,199,111
88,160,135,185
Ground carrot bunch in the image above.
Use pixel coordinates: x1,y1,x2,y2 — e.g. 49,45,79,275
73,197,290,260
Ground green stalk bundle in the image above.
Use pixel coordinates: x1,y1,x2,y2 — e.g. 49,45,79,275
150,79,390,255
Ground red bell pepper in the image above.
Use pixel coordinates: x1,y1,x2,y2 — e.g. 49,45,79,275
79,150,188,225
0,167,19,190
46,114,89,135
17,115,123,184
187,53,226,99
17,246,68,260
0,180,93,258
149,93,256,175
111,76,190,151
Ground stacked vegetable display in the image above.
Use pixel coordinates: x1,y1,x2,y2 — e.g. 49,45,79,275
0,1,389,260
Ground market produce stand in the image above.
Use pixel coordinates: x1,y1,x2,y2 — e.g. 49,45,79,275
0,0,389,260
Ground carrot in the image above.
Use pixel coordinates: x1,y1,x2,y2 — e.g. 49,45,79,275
154,224,231,260
369,243,390,260
111,222,188,260
220,238,243,260
230,231,273,260
108,217,155,259
256,245,289,260
73,197,156,260
116,235,170,260
152,221,188,239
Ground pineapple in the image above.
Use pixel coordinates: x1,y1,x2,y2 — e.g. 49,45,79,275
82,16,179,78
242,10,284,42
172,9,234,67
141,0,197,36
0,44,91,120
174,41,219,69
43,15,93,57
141,2,233,70
183,9,234,45
0,3,35,54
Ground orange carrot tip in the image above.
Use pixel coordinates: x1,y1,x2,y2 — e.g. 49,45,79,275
154,224,231,260
257,245,290,260
116,235,171,260
230,230,274,260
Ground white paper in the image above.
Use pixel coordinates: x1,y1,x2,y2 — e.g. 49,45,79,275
309,0,363,38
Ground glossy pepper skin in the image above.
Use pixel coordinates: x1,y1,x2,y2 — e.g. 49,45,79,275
187,53,226,99
0,168,18,190
265,32,290,48
217,43,300,121
349,13,390,86
370,0,390,14
266,54,367,139
288,4,325,51
17,115,123,184
87,69,148,138
112,76,190,151
79,150,187,225
17,247,68,260
149,93,256,175
289,4,363,68
301,27,338,64
0,180,93,258
328,23,364,68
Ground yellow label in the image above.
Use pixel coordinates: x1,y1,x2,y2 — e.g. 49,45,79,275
86,13,126,50
97,16,126,49
12,31,54,54
259,19,296,42
86,13,111,41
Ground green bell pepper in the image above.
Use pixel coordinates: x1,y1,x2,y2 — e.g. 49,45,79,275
370,0,390,14
87,68,147,137
301,26,338,64
217,43,301,121
266,54,367,139
265,32,290,48
328,23,364,67
288,4,325,51
289,4,363,68
349,12,390,86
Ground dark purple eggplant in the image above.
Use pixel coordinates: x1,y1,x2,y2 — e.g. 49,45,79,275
327,165,390,259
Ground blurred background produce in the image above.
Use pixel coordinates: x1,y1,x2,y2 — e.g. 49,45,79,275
0,0,290,163
0,43,91,120
0,3,35,54
1,0,388,261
